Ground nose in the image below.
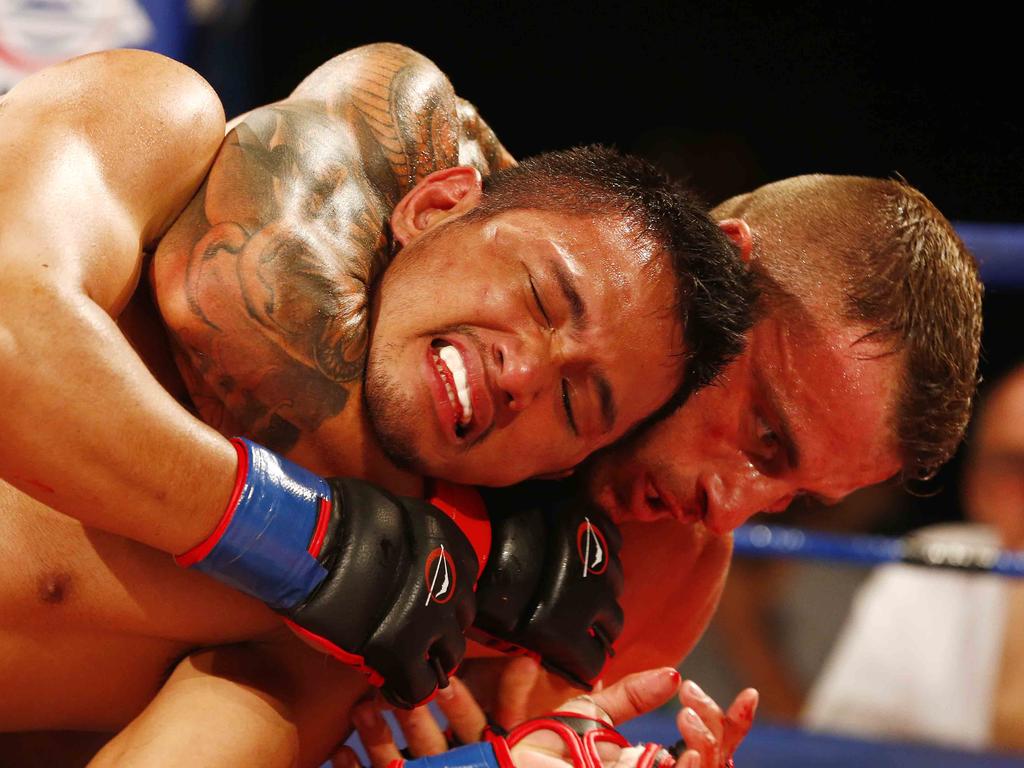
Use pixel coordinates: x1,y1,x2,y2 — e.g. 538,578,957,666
493,334,555,412
704,462,796,534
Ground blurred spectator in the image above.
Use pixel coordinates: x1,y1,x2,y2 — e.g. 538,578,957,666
0,0,252,103
681,481,906,724
0,0,163,93
802,364,1024,752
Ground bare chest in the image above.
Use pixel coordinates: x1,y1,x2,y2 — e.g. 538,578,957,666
0,482,279,730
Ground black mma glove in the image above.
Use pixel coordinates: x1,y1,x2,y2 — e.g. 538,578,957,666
176,439,490,708
471,482,624,689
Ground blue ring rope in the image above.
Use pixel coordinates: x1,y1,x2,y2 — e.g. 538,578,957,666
732,524,1024,578
955,222,1024,288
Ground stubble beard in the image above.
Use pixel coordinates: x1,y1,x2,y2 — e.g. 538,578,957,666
363,345,427,474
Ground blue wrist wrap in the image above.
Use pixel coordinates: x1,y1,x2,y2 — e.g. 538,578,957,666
403,743,500,768
184,438,332,610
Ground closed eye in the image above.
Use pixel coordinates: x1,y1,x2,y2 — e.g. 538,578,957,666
530,276,552,328
562,379,579,435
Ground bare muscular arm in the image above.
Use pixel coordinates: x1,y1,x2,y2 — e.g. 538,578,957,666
0,49,241,553
89,637,369,768
0,43,509,555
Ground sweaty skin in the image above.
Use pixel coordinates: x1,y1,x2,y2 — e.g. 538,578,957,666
496,212,906,714
152,43,516,495
151,44,682,492
0,44,520,766
0,44,699,768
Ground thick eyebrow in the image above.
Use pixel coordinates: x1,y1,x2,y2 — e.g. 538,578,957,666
549,257,587,330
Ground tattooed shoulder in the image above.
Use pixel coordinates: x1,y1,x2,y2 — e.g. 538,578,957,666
156,98,401,449
154,47,499,451
456,97,517,176
291,43,463,198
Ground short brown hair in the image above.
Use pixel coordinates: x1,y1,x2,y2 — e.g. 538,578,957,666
716,175,982,481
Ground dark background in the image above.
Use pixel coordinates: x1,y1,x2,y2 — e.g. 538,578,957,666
195,0,1022,532
201,0,1022,223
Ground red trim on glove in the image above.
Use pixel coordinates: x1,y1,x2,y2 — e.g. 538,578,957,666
307,497,331,558
285,619,444,709
466,625,536,658
507,719,593,768
426,480,492,574
283,618,384,687
174,439,249,567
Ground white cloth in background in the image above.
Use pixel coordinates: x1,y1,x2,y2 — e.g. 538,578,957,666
0,0,154,93
801,523,1008,751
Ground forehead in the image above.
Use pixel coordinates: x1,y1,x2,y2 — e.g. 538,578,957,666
489,208,664,272
488,209,679,321
749,310,904,495
498,208,678,322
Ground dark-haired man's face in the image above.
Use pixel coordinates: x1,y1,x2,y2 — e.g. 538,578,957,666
587,305,904,533
365,208,685,486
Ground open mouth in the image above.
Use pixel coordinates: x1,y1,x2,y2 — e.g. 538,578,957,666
430,339,473,438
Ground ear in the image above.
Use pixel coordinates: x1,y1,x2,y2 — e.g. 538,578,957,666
390,167,483,246
718,218,754,263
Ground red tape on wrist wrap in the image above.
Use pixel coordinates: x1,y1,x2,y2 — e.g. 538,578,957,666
174,439,249,567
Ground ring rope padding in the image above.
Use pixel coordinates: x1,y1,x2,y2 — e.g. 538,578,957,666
733,524,1024,578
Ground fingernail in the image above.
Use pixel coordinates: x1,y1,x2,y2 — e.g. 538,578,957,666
661,668,681,685
683,706,701,722
684,680,708,700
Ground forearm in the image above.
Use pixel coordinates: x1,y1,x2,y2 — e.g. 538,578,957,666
714,560,804,719
90,641,368,768
89,647,302,768
0,284,236,554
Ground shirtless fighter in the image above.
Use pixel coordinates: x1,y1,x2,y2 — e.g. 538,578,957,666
284,120,984,768
2,41,981,768
0,43,755,766
362,172,983,768
455,171,985,721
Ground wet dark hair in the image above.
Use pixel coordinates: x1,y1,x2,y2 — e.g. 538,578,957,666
463,144,757,415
